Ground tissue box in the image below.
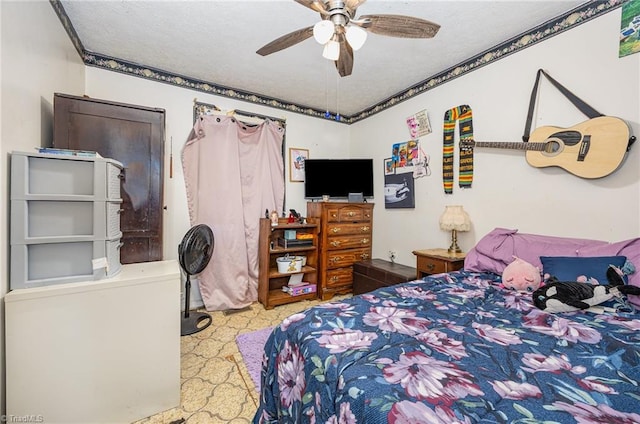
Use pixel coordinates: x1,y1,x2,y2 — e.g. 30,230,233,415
282,283,317,296
284,230,297,240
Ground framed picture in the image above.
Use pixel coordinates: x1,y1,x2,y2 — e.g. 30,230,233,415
619,0,640,58
384,171,415,209
384,157,395,175
289,148,309,182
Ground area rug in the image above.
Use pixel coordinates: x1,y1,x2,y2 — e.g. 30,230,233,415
236,326,273,391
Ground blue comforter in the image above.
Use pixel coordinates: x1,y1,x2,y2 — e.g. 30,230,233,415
254,271,640,423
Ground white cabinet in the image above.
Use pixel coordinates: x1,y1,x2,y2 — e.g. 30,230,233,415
5,260,182,424
10,151,124,289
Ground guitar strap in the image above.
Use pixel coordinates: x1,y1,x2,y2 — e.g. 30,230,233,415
443,105,474,194
523,69,603,142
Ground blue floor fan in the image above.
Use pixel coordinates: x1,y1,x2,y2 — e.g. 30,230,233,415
179,224,214,336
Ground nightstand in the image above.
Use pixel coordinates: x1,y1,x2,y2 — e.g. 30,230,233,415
412,248,466,278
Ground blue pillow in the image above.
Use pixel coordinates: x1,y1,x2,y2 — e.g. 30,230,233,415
540,256,627,285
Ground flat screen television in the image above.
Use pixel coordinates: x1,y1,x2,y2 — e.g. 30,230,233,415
304,159,374,199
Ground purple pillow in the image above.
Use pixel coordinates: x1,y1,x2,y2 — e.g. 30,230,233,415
464,228,607,274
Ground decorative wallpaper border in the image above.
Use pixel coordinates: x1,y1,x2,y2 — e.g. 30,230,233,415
50,0,623,125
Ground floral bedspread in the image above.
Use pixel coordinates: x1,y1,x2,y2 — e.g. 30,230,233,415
253,271,640,423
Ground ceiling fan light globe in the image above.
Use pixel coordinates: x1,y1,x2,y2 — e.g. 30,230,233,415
313,20,335,44
322,40,340,60
346,25,367,50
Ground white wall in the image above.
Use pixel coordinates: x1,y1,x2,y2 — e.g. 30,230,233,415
86,8,640,271
1,3,639,415
84,69,351,260
0,0,86,415
350,9,640,267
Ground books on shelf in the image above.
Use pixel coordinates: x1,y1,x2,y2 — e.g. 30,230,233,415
277,238,313,248
38,147,102,158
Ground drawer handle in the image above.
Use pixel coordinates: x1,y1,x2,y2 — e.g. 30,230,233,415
361,238,369,244
361,226,370,232
331,227,341,233
426,263,435,271
330,276,339,282
331,213,338,218
365,213,371,218
347,211,355,217
330,241,341,247
329,256,342,264
118,208,125,214
360,253,369,260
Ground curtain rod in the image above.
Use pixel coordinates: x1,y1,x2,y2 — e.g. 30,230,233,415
193,99,286,127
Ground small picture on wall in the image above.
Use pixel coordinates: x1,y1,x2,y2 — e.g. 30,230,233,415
384,158,395,175
289,148,309,182
406,110,432,138
619,0,640,58
391,140,419,169
384,171,415,209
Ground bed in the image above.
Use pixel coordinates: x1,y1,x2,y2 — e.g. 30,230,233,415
254,229,640,423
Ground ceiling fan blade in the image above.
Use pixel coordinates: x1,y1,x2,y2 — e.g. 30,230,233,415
294,0,328,15
359,14,440,38
256,26,314,56
344,0,367,15
335,37,354,77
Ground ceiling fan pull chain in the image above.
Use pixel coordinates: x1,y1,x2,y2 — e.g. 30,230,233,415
336,73,341,121
325,59,331,119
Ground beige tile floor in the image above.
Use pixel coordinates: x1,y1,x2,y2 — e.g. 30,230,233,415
135,296,345,424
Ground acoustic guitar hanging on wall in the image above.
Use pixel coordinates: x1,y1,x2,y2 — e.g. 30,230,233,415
462,116,634,179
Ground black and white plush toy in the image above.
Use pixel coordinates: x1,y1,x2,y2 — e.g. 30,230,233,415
533,266,640,313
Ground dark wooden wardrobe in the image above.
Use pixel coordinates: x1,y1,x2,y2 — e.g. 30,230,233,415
53,93,165,264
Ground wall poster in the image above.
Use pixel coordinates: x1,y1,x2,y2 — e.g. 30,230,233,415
620,0,640,57
406,110,432,138
391,140,419,170
384,171,415,209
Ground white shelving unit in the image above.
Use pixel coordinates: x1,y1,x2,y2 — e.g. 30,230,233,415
10,151,124,289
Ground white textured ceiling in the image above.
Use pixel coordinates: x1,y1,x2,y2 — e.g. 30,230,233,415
59,0,587,117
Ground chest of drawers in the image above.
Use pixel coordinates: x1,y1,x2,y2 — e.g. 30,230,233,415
307,201,374,300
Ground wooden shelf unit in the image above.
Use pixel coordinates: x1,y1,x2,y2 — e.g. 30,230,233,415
258,218,319,309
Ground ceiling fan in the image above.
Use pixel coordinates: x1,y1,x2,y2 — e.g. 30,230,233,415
256,0,440,77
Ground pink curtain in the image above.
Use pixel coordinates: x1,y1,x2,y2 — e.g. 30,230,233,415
182,115,285,311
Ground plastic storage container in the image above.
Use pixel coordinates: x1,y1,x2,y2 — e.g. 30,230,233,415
10,151,124,289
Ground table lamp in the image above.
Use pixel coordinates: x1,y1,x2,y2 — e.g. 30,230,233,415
439,205,471,254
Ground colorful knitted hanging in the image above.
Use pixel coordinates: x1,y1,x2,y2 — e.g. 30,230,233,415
442,105,474,194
